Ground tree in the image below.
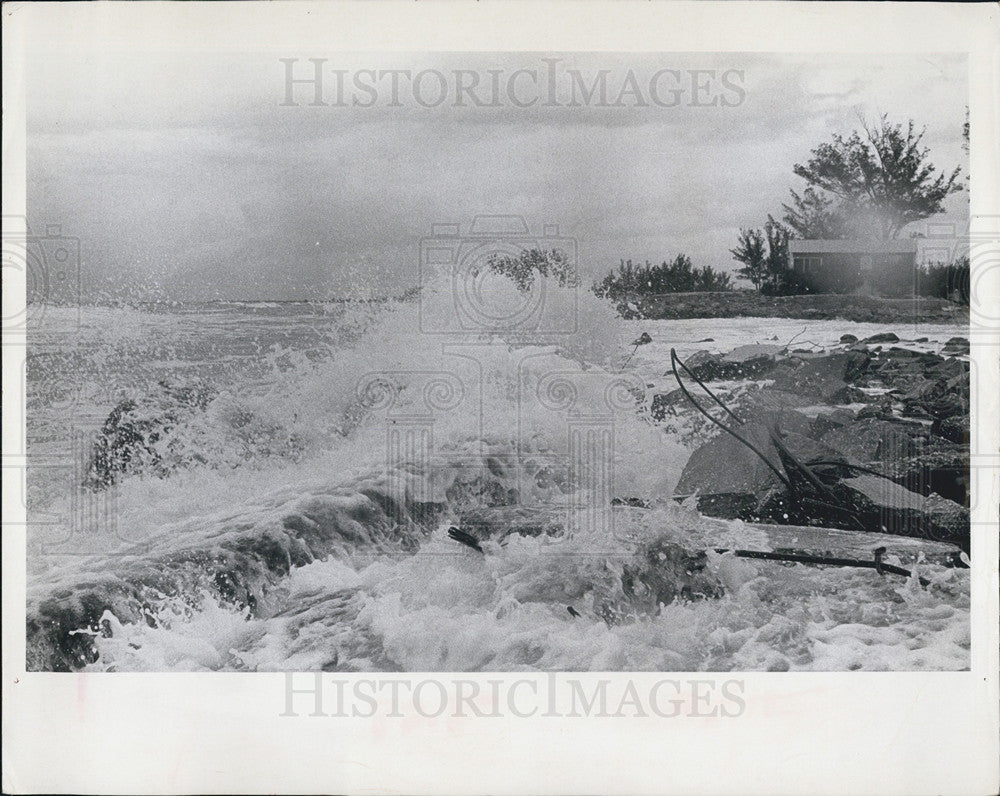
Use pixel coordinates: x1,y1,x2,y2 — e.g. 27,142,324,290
782,186,848,239
785,114,962,239
486,248,574,292
731,218,793,293
763,216,790,275
730,227,767,291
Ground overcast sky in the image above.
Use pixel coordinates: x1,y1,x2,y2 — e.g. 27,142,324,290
28,52,968,301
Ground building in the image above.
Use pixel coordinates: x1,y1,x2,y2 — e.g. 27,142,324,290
787,239,918,296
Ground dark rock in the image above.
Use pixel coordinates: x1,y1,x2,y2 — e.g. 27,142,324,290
810,408,857,438
838,474,969,550
779,431,853,467
650,389,717,420
863,332,900,344
881,443,969,506
941,336,970,356
717,344,785,379
680,349,724,381
769,350,872,402
722,343,785,363
820,419,920,463
676,345,785,381
901,377,968,421
618,539,725,616
932,414,970,445
738,407,814,438
744,389,819,416
86,381,214,488
856,401,894,421
912,337,929,343
674,410,836,521
674,421,787,518
458,505,564,542
839,334,858,345
632,331,653,346
923,357,966,381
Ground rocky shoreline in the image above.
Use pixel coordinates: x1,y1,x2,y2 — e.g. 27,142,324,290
661,332,971,551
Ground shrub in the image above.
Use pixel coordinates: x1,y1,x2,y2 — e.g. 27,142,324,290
917,256,969,304
592,255,732,301
486,248,575,292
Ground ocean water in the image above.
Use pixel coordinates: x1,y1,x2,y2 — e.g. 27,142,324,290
23,285,971,671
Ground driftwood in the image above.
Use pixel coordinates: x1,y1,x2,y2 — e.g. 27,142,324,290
456,504,966,568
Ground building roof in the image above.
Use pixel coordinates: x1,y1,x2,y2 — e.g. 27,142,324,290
788,239,918,254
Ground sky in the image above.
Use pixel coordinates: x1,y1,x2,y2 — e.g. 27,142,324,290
27,52,969,301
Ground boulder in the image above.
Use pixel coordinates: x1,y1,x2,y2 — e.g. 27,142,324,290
820,418,920,463
721,343,785,366
777,431,855,470
674,421,788,518
901,377,968,421
674,410,836,520
769,350,872,402
86,381,214,488
931,414,970,445
880,443,969,506
459,505,564,542
863,332,900,344
855,400,894,421
941,336,970,356
680,349,724,381
838,474,969,549
839,334,859,345
744,389,819,416
649,388,731,421
618,539,725,615
810,408,857,438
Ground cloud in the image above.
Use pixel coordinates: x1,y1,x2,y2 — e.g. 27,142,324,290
27,52,968,299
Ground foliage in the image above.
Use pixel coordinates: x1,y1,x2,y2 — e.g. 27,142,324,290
731,217,794,293
730,228,767,290
782,186,849,239
592,254,732,301
917,256,970,304
783,114,963,240
486,248,575,292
